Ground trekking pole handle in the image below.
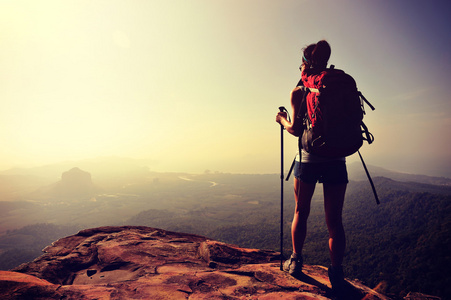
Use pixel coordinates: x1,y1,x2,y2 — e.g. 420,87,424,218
279,106,286,112
278,106,291,125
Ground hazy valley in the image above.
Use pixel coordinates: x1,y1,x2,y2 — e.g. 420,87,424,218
0,157,450,299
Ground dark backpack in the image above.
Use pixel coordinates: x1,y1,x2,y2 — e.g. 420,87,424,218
300,66,374,157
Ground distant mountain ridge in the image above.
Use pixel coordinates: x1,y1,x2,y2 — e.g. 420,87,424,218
0,157,152,182
1,156,450,187
347,162,451,186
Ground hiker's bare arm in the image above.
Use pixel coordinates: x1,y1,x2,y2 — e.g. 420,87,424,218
276,87,304,137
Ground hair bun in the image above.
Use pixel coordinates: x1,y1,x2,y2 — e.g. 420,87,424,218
311,40,331,68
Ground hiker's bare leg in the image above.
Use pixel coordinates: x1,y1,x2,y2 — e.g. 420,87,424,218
292,178,316,255
323,183,347,267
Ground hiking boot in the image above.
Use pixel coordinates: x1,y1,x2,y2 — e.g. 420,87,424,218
328,265,345,296
283,253,303,275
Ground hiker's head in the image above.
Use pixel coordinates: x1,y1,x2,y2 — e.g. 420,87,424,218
301,44,316,69
302,40,331,69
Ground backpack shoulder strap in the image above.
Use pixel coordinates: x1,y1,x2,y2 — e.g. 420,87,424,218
361,122,374,144
306,87,320,93
358,91,375,111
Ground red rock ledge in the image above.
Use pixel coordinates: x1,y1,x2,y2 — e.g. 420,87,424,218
0,226,390,299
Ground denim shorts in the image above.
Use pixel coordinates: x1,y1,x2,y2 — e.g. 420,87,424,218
294,160,348,184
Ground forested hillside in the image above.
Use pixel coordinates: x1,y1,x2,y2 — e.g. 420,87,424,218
336,178,449,298
0,223,81,270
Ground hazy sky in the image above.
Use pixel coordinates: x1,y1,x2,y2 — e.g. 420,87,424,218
1,0,450,176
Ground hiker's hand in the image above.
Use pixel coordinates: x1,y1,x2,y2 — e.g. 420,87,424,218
276,112,287,125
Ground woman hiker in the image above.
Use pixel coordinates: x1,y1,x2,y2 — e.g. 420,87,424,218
275,40,347,293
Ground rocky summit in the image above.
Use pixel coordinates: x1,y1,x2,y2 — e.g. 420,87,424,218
1,226,390,299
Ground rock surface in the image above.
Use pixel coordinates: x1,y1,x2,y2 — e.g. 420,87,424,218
1,226,390,299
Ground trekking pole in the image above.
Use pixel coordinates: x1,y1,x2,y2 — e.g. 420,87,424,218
285,155,296,181
278,106,288,270
358,151,380,205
